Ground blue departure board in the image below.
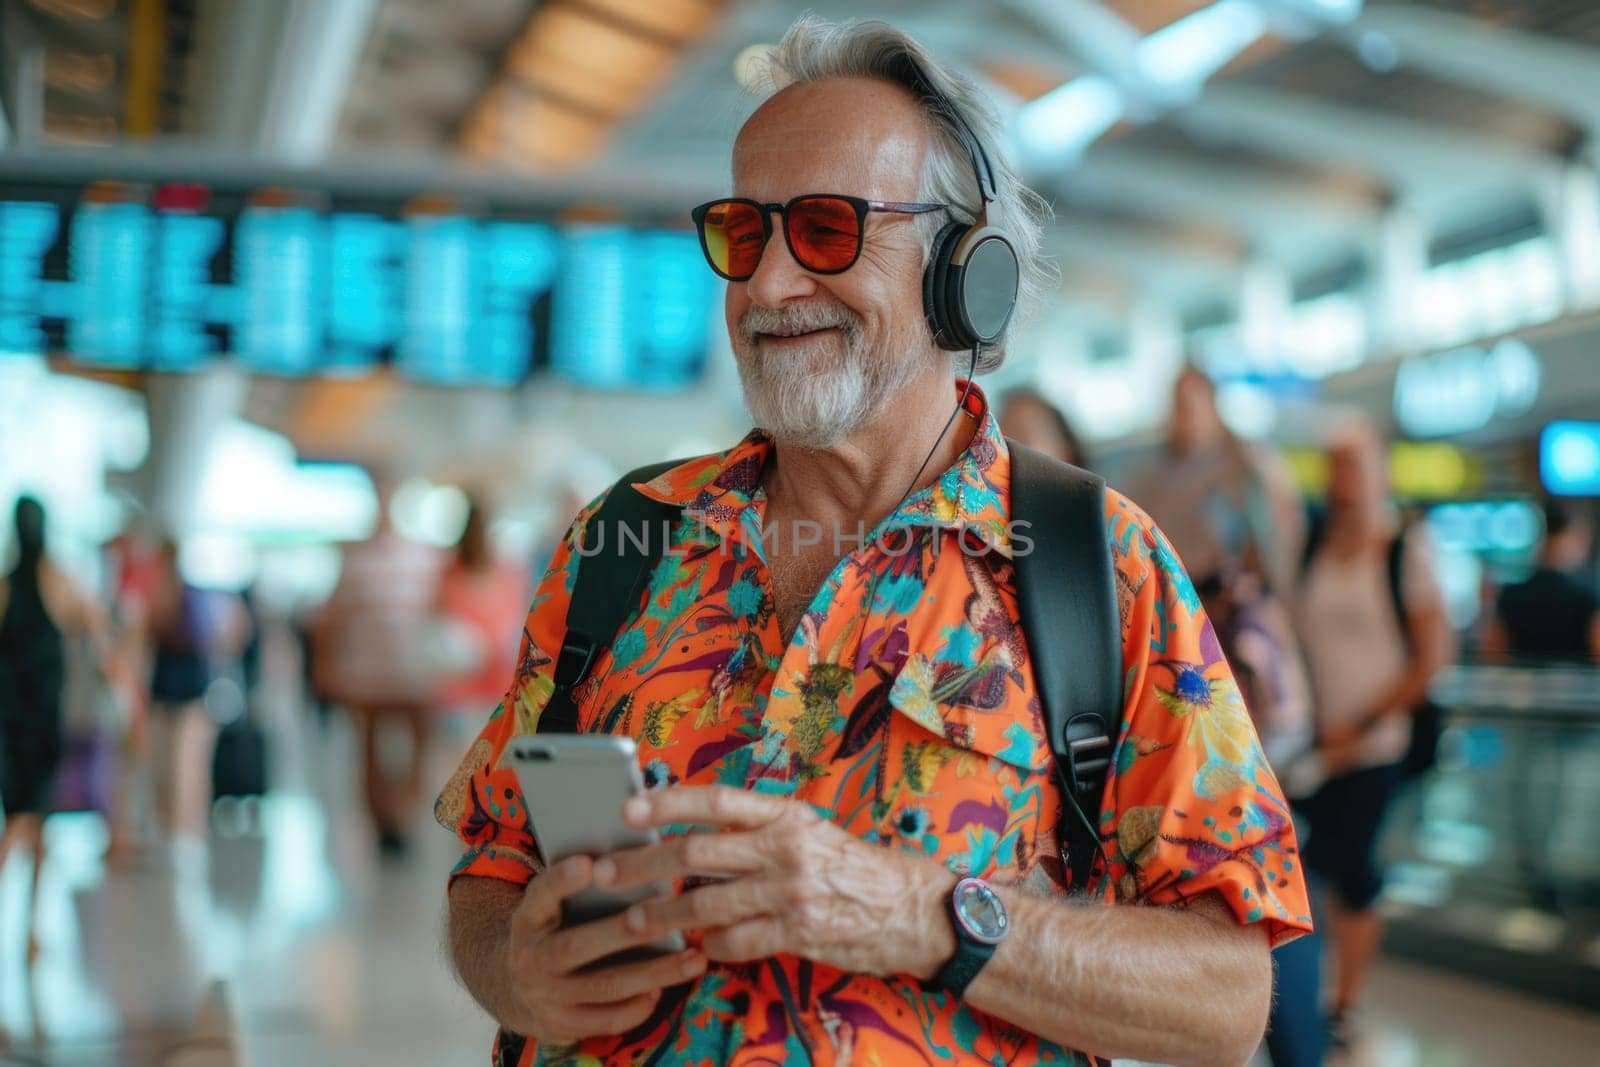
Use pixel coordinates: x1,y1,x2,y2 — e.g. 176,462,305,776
235,204,324,375
480,221,560,384
325,213,401,373
553,226,712,390
0,201,60,355
148,210,225,370
551,225,630,388
0,181,716,390
69,200,152,367
630,230,715,390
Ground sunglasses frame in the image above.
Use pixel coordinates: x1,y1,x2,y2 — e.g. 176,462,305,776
690,194,947,281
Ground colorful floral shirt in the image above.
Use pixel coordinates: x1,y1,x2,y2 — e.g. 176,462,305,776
437,383,1311,1067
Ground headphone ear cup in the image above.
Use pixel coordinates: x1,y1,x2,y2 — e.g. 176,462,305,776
945,225,1019,347
923,221,971,351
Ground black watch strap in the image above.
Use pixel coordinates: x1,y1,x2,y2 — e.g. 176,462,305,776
930,938,997,1000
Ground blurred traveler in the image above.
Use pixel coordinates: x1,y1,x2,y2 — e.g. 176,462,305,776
148,541,247,841
313,483,441,858
1483,498,1599,663
1130,367,1318,1064
0,496,110,962
1129,364,1307,600
1293,423,1453,1046
1220,563,1319,1067
997,386,1091,468
433,498,530,718
101,528,161,863
440,18,1305,1067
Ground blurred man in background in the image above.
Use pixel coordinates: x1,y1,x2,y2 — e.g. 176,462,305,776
1129,364,1306,599
1293,422,1454,1047
147,540,247,843
314,481,442,858
1483,498,1599,663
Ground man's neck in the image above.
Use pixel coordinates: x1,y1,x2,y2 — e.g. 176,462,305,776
763,367,975,533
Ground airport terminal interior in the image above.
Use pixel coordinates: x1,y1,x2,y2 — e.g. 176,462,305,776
2,0,1600,1064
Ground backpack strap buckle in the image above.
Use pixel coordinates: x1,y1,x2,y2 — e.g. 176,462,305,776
1064,711,1113,800
553,634,598,692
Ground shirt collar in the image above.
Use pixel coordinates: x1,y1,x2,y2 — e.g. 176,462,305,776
632,381,1017,557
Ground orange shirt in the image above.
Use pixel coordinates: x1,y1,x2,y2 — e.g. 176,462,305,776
437,384,1310,1066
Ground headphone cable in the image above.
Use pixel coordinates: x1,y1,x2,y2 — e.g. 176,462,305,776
899,344,981,506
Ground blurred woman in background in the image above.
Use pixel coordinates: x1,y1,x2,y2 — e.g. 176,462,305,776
0,496,109,962
1294,422,1453,1046
433,497,529,721
998,386,1091,469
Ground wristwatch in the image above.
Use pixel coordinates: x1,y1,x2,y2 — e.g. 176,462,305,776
929,876,1009,999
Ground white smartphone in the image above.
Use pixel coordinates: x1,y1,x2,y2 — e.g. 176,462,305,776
507,734,686,961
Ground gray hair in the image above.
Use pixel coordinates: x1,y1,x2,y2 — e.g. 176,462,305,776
747,16,1056,372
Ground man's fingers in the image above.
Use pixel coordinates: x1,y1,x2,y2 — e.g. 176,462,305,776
558,948,707,1005
517,855,595,926
542,991,662,1042
702,917,787,963
543,907,689,974
622,785,788,832
624,876,778,942
593,832,762,891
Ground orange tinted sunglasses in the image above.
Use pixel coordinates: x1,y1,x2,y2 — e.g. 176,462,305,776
690,194,946,281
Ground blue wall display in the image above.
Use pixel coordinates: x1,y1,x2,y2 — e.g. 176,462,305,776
0,180,716,390
1541,421,1600,497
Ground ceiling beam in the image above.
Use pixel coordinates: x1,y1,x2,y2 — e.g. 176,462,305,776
1341,6,1600,129
1066,141,1379,242
1191,83,1561,192
1044,216,1244,308
1001,0,1147,94
188,0,376,160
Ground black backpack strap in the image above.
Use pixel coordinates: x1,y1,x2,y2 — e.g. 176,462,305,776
1385,528,1412,650
1006,440,1121,894
1300,506,1327,578
539,459,683,735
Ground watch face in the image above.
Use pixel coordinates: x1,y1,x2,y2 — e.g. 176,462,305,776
953,877,1009,945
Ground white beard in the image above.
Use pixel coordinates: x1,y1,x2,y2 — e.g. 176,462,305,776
734,301,932,449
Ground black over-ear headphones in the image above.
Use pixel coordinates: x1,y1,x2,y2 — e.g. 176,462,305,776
900,58,1021,352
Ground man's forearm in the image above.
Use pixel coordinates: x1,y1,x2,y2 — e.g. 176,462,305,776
447,875,529,1033
910,882,1272,1067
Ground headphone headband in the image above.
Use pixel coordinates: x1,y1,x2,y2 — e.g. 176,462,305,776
895,55,998,206
895,51,1019,353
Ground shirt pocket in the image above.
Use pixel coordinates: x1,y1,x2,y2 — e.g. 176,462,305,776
877,652,1055,873
886,651,1052,773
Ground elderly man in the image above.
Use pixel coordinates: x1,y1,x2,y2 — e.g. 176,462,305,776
440,17,1309,1067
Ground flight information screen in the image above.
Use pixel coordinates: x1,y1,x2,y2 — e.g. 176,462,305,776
0,180,717,389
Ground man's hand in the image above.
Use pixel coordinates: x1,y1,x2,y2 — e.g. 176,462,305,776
501,856,708,1043
592,785,957,979
1316,724,1367,775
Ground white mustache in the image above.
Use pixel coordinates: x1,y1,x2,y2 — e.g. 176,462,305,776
739,302,861,343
